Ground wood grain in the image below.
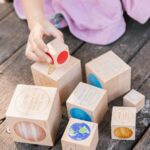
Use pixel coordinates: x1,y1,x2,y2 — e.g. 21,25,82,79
133,127,150,150
0,12,29,64
0,3,13,20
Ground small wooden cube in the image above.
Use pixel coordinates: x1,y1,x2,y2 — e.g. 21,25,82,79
86,51,131,102
6,85,61,146
61,118,99,150
123,89,145,113
111,106,136,140
46,38,70,67
31,56,82,103
67,82,108,124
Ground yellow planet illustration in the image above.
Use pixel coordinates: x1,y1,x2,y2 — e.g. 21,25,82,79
114,127,133,139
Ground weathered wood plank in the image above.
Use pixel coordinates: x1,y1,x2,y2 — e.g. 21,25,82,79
0,3,13,20
133,83,150,150
0,12,29,64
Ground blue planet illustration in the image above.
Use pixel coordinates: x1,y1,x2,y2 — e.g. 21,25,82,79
70,108,92,122
69,123,91,141
87,73,103,88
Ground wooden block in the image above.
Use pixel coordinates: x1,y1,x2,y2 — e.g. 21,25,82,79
46,38,70,67
61,118,99,150
123,89,145,113
6,85,61,146
31,56,82,104
67,82,108,124
111,106,136,140
85,51,131,102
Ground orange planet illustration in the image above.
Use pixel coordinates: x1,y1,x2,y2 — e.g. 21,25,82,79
14,121,46,142
114,127,133,139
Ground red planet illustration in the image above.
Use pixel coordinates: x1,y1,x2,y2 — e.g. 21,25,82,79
57,50,69,64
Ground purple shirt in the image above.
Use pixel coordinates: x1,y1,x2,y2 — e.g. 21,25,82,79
14,0,150,45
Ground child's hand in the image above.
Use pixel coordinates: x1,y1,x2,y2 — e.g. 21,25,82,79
25,21,64,63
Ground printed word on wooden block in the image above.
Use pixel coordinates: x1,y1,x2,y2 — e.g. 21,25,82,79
61,118,99,150
123,89,145,113
67,82,108,124
111,106,136,140
31,56,82,104
6,85,61,146
46,38,70,67
85,51,131,102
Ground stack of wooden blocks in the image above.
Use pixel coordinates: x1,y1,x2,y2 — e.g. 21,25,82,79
6,39,145,149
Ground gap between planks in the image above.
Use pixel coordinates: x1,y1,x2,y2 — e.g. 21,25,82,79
0,3,14,22
0,43,26,73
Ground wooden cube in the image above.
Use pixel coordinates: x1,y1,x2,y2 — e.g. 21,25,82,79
46,38,70,67
6,85,61,146
123,89,145,113
31,56,82,104
111,106,136,140
67,82,108,124
61,118,99,150
85,51,131,102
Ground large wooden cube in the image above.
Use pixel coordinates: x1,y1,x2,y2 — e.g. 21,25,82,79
67,82,108,124
61,118,99,150
31,56,82,103
6,85,61,146
46,38,70,67
111,106,136,140
123,89,145,113
85,51,131,102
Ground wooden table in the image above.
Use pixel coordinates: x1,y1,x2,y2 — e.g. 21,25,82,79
0,2,150,150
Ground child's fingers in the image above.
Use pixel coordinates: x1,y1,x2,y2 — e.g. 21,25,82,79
25,43,41,62
27,51,41,62
29,38,52,63
33,48,52,64
32,31,49,53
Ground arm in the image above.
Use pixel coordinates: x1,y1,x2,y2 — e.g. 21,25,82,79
21,0,46,30
21,0,64,63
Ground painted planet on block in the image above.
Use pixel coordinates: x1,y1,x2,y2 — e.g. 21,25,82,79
70,108,92,122
14,121,46,141
57,50,68,64
68,123,91,141
114,127,133,139
87,73,103,88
